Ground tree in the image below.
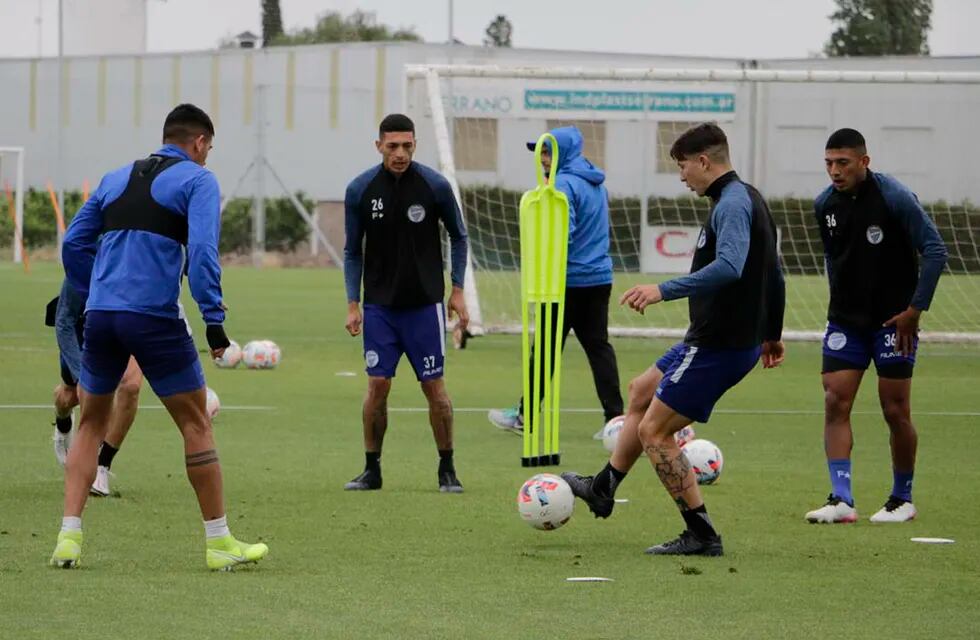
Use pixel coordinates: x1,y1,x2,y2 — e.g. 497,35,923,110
484,15,513,48
824,0,932,56
268,10,421,46
262,0,284,47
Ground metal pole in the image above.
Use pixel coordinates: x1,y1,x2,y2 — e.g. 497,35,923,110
55,0,65,258
448,0,453,43
36,0,43,57
264,160,343,267
253,83,266,267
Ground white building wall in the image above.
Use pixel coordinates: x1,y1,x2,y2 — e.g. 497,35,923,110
0,43,977,204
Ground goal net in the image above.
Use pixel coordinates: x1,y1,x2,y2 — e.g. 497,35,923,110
406,65,980,342
0,146,26,264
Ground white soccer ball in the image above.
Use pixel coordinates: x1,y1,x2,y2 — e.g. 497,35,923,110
517,473,574,531
213,340,242,369
683,438,724,485
599,416,698,452
242,340,281,369
206,387,220,421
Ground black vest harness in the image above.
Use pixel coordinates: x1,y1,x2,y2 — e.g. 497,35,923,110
102,155,188,244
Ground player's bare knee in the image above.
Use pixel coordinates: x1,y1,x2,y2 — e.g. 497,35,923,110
637,419,671,447
881,401,913,432
366,377,392,400
116,377,142,400
824,386,855,423
627,375,654,413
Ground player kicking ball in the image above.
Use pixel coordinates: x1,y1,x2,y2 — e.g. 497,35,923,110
561,124,786,556
342,114,469,493
805,129,947,524
51,104,267,571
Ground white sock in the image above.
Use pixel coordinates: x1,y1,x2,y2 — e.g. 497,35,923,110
61,516,82,533
204,515,230,539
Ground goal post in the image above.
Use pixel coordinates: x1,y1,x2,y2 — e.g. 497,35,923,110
0,146,26,264
405,64,980,343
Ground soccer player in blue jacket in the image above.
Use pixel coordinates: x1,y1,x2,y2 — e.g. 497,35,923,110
488,126,624,435
343,114,469,493
51,104,268,571
563,124,786,556
805,128,947,524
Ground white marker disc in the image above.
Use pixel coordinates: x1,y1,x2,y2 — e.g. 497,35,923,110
614,498,630,504
565,577,614,582
910,537,955,544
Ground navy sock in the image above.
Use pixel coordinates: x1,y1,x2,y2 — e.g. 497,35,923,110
438,449,455,474
97,442,119,469
828,458,853,506
681,504,718,540
54,415,72,434
365,451,381,473
892,470,914,502
592,462,627,498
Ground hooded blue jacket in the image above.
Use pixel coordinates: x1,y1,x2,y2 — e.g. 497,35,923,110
543,127,613,287
62,145,224,325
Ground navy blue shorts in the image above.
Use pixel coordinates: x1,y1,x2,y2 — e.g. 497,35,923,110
363,303,445,380
653,342,760,423
80,311,204,397
822,322,916,379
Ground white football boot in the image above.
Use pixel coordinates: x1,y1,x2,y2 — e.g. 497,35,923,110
90,466,112,497
869,496,917,523
805,494,858,524
52,419,73,467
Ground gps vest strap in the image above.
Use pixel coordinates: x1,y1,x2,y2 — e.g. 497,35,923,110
102,155,188,244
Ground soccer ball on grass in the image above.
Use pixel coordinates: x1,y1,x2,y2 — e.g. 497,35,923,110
517,473,574,530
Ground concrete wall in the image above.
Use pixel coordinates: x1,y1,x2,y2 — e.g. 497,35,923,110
0,43,977,203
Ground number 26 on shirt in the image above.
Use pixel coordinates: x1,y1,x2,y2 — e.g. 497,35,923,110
371,198,384,220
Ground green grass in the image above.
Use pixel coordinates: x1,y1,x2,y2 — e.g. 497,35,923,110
1,262,979,639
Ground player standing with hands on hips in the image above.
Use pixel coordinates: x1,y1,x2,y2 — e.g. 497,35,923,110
343,114,469,493
805,128,947,524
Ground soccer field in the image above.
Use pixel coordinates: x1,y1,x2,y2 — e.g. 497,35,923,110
1,263,979,639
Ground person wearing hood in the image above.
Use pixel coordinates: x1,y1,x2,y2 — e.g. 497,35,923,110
488,126,624,436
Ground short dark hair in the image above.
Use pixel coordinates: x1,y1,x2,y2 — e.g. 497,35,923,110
379,113,415,139
826,128,867,153
669,123,729,162
162,104,214,143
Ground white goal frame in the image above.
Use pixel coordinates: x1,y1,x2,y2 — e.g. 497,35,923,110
406,64,980,343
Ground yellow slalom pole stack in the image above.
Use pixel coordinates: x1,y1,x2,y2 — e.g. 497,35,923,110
520,134,570,467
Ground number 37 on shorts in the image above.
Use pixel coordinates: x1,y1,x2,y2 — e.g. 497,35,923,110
362,303,446,381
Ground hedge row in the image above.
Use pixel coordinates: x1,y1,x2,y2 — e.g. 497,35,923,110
3,187,978,273
0,189,314,254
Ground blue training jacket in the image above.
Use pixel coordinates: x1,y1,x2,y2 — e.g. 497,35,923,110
62,144,225,325
545,127,613,287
